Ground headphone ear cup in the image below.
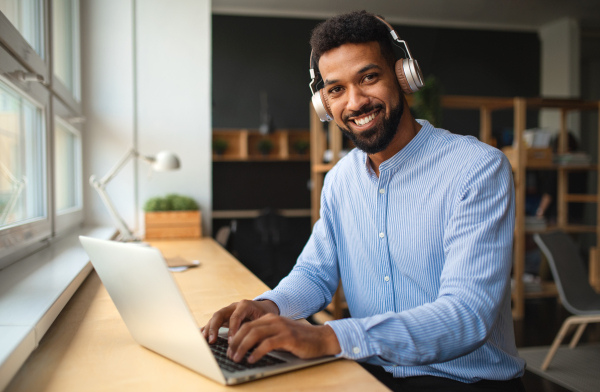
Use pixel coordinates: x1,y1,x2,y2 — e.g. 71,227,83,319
395,59,415,94
319,89,333,119
311,89,333,122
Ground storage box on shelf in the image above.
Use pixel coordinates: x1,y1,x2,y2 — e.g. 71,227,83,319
502,147,553,168
212,129,310,161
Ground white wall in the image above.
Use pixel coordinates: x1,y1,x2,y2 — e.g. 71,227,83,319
136,0,212,235
81,0,135,229
539,17,581,137
81,0,212,236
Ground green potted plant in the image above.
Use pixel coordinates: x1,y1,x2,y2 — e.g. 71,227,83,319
257,139,274,156
212,139,228,155
410,75,443,127
293,140,310,155
144,194,201,239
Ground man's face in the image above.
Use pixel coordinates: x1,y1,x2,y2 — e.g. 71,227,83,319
318,41,403,154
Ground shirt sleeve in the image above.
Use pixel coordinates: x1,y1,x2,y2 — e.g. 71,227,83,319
325,150,515,366
254,172,340,319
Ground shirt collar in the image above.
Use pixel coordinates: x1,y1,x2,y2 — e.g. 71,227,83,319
362,119,433,176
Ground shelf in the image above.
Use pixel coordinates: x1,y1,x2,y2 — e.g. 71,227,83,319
212,209,311,219
512,282,558,303
312,163,334,173
525,224,598,234
213,156,309,162
522,98,599,111
523,282,558,299
556,164,598,171
212,129,310,161
508,164,598,171
565,194,598,203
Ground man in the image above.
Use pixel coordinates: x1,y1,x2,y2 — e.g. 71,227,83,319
203,10,526,391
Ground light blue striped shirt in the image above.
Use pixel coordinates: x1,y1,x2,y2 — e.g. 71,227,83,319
255,120,526,382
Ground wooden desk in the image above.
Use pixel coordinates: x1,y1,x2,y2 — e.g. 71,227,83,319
5,238,388,391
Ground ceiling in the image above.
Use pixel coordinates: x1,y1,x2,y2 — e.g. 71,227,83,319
212,0,600,32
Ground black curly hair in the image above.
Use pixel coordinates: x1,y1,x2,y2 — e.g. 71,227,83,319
310,10,396,70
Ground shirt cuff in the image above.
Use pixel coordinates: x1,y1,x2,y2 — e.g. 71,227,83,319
325,318,373,360
253,290,290,317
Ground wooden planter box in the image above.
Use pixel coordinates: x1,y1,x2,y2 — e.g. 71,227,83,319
144,211,202,239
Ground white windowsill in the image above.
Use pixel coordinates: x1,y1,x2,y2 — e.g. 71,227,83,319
0,226,116,391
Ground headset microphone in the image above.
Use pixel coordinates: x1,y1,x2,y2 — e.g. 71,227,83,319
309,16,424,122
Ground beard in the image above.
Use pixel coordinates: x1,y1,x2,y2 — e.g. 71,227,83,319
337,97,403,155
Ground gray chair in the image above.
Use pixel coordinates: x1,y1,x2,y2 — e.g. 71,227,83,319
533,231,600,370
215,225,231,248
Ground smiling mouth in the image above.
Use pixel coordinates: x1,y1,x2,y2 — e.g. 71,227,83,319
351,109,380,127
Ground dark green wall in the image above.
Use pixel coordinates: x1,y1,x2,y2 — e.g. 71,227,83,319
212,14,541,134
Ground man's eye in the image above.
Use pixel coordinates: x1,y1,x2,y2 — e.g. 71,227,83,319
328,87,342,94
364,73,378,82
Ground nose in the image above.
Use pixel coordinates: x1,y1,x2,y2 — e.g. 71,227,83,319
346,85,369,114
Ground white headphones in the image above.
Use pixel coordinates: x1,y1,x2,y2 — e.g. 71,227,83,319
309,16,424,122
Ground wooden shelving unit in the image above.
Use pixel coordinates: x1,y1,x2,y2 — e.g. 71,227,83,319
511,97,600,319
309,95,600,321
212,129,310,161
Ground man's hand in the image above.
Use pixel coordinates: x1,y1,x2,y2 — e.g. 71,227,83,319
227,313,341,364
201,299,280,344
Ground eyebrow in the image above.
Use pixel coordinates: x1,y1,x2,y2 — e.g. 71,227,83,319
323,63,383,87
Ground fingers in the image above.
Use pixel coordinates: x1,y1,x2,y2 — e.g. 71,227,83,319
202,299,278,345
228,317,340,362
248,335,285,363
227,299,261,339
204,303,237,344
228,322,279,363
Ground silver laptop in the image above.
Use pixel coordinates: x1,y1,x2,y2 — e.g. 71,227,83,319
79,236,336,385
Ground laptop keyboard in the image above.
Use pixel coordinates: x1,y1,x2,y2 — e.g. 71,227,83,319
209,336,286,372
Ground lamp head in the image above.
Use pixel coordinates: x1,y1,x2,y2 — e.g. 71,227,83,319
150,151,180,171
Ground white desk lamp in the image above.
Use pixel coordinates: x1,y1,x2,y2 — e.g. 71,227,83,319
89,148,180,241
0,161,27,225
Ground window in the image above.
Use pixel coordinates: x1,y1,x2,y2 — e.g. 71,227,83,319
52,0,80,102
0,80,46,227
54,116,81,213
0,0,44,58
0,1,82,269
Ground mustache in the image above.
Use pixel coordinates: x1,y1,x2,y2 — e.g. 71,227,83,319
343,104,383,122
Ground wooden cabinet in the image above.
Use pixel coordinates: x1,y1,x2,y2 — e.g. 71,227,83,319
309,96,600,321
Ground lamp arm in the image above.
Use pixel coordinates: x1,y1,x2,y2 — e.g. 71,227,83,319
89,147,142,241
89,177,136,241
97,148,140,186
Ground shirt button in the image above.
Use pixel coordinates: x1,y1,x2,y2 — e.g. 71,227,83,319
384,276,390,282
379,188,385,194
379,232,385,238
353,347,361,354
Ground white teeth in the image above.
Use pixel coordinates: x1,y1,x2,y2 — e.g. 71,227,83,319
354,113,376,126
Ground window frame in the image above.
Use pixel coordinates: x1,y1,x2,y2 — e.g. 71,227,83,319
0,0,49,85
53,97,83,235
0,0,83,270
50,0,81,112
0,45,52,269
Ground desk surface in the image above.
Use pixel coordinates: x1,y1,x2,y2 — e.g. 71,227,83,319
5,238,388,391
